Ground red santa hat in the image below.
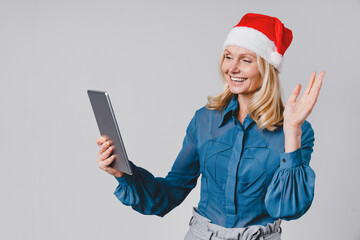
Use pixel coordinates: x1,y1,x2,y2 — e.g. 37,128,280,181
223,13,293,71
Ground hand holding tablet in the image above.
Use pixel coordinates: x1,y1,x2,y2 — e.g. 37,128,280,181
96,136,125,178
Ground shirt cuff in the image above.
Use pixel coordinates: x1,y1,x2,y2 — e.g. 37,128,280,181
279,148,304,169
115,174,135,186
114,161,137,186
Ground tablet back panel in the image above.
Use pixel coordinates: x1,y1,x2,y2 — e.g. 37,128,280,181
87,90,132,175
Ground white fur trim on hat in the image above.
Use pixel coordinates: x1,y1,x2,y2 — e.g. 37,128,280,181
223,27,283,70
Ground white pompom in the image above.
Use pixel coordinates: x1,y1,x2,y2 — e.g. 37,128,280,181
270,51,283,69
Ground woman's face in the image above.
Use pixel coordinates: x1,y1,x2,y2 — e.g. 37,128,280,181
221,46,262,97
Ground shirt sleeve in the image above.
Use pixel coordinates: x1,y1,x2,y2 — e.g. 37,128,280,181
113,112,200,217
264,121,316,220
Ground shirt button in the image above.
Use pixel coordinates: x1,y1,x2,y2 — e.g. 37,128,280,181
282,159,286,163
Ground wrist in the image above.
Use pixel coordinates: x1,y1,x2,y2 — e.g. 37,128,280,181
283,122,302,134
115,171,125,178
283,123,302,153
284,127,302,137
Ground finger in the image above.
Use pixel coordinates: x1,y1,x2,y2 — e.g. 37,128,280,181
96,136,106,146
98,163,111,172
305,71,316,95
312,71,325,95
101,146,113,160
102,165,119,176
97,144,110,161
103,155,115,166
98,161,123,177
309,71,325,102
98,159,112,169
288,83,302,103
99,141,110,154
106,167,119,176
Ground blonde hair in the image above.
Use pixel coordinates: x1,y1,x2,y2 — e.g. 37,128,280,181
206,53,284,131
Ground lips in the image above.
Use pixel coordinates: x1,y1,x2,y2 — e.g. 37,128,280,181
230,76,247,82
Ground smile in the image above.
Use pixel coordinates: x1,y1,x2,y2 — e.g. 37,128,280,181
230,76,247,82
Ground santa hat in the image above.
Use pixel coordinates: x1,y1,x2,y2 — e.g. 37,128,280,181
223,13,293,71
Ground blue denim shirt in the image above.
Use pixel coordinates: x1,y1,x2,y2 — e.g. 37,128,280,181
114,96,316,228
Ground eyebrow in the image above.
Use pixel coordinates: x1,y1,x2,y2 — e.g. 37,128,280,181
224,50,256,58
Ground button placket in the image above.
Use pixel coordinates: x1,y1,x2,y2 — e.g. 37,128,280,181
224,129,244,227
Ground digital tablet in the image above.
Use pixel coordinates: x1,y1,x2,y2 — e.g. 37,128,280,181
87,90,133,175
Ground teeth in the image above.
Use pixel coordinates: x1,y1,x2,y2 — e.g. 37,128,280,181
231,77,247,82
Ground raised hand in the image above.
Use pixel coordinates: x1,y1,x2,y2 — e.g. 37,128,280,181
283,71,325,129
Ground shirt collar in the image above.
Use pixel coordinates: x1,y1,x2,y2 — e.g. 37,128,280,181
218,95,255,129
218,95,239,128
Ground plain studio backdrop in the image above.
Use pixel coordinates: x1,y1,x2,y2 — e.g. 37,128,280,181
1,0,359,239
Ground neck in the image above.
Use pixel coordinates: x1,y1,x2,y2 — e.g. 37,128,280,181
237,94,252,124
237,94,252,114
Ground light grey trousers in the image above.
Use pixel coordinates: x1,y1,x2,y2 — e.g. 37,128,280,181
184,208,282,240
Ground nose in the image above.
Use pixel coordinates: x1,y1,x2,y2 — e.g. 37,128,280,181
229,60,240,74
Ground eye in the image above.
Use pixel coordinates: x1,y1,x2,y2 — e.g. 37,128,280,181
243,59,251,63
225,54,232,60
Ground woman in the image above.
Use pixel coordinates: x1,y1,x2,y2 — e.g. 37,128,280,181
96,13,324,239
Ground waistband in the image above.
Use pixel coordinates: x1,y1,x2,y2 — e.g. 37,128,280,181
188,208,282,240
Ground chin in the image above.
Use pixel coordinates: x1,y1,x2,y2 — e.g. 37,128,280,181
228,86,246,95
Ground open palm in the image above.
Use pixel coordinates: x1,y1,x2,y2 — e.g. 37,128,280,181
283,71,325,128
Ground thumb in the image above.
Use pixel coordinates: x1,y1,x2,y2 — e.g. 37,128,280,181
288,84,301,103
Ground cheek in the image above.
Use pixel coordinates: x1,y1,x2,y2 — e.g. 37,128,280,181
248,66,261,80
221,65,229,82
221,63,227,74
253,74,263,88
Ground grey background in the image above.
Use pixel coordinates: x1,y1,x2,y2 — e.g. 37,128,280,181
1,0,359,239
